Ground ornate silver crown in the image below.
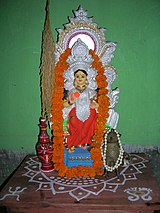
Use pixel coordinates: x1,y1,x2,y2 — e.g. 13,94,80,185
55,6,116,66
64,39,97,91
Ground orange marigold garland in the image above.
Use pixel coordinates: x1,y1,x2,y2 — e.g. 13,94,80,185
51,48,71,177
89,49,110,175
51,48,110,177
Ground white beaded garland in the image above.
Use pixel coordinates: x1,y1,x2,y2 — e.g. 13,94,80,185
101,129,124,172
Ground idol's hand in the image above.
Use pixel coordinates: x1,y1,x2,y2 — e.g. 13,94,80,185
90,101,99,109
68,92,80,104
68,92,76,104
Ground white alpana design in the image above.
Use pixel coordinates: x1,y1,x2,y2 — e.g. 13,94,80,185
55,6,120,128
0,186,27,202
124,187,152,202
20,154,149,202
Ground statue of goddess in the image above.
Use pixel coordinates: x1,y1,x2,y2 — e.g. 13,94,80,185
63,69,99,152
48,6,120,176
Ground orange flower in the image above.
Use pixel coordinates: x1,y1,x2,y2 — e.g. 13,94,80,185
96,75,106,81
98,81,108,88
98,88,108,95
96,168,104,176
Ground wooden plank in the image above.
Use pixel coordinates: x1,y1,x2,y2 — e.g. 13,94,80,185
0,154,160,213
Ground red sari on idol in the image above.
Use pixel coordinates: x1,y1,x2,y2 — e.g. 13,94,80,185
66,107,97,147
64,88,98,148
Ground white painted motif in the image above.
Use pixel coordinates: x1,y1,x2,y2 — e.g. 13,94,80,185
124,187,152,202
0,186,27,201
22,154,148,201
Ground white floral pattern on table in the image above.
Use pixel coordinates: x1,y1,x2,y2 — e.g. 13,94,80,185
124,187,152,201
22,154,148,201
0,186,27,201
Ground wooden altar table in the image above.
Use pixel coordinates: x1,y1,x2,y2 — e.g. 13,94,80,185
0,154,160,213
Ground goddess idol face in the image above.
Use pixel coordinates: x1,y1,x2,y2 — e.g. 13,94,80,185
74,70,88,91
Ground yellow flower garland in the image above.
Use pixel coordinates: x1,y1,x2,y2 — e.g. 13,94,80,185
51,48,110,177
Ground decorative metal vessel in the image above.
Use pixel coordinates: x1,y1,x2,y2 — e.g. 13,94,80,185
36,117,54,172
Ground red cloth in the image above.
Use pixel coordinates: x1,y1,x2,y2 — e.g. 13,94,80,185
66,107,97,147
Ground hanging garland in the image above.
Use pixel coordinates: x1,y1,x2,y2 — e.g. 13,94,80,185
101,129,124,172
51,48,110,177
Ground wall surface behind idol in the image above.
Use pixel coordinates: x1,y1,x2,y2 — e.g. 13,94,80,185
0,0,160,152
